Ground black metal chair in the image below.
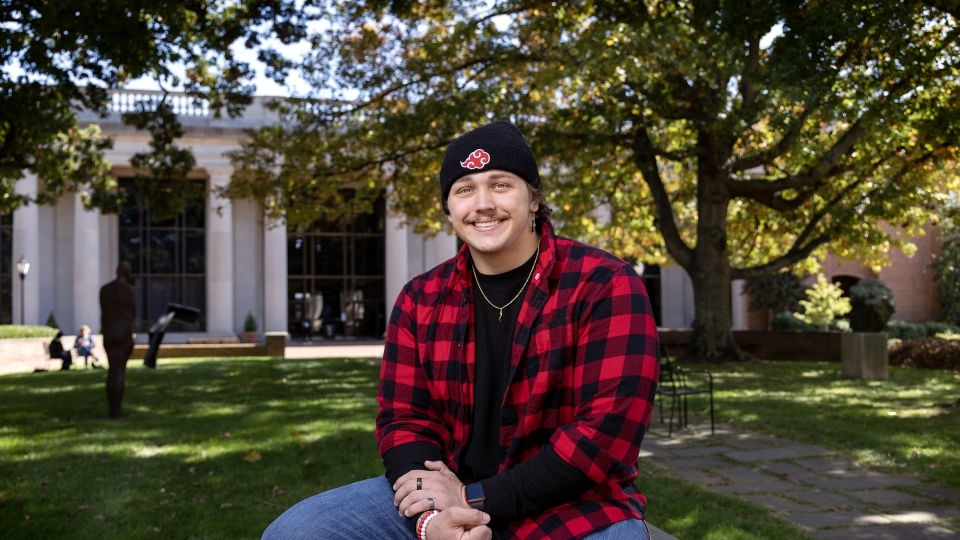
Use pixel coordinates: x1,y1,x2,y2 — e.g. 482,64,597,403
655,345,714,436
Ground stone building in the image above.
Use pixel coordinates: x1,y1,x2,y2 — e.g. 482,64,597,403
5,91,459,342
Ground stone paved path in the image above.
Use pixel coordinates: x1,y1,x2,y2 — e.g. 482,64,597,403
642,423,960,539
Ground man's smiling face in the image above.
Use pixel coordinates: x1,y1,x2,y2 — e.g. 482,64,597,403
446,169,540,274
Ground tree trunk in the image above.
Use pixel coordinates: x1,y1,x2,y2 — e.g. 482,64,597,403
684,138,745,362
687,261,743,362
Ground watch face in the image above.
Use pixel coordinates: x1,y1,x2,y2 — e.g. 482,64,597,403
465,483,485,502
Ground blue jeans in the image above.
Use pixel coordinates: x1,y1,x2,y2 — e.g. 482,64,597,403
262,476,651,540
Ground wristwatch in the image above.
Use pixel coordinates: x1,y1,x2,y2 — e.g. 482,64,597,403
464,482,486,511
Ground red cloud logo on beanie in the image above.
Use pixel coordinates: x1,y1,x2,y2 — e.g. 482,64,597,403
460,149,490,170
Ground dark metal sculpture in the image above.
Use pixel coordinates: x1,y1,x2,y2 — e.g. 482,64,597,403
99,262,136,418
143,303,201,369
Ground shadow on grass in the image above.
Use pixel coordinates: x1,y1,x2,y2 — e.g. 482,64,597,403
0,358,385,540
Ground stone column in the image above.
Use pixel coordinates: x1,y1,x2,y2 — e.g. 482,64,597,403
263,215,288,334
73,193,101,331
206,170,234,335
661,265,695,329
12,174,40,325
432,229,458,267
731,279,746,331
385,207,409,314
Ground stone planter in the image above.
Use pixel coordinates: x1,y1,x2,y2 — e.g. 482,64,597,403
841,332,889,379
265,332,287,357
241,331,259,344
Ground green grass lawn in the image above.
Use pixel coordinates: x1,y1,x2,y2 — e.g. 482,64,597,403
678,359,960,491
0,356,813,540
0,357,383,539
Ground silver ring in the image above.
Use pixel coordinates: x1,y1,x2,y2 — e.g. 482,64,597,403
428,497,435,511
417,478,422,490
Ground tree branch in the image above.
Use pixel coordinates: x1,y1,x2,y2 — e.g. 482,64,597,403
726,120,865,195
624,80,699,121
612,131,692,161
730,107,815,172
739,36,760,108
732,231,832,279
733,155,889,212
631,124,694,270
732,145,942,280
741,185,817,212
732,173,866,280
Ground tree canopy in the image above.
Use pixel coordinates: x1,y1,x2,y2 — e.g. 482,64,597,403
1,0,317,215
228,0,960,359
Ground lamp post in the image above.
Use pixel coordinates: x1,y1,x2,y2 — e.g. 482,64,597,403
15,255,29,325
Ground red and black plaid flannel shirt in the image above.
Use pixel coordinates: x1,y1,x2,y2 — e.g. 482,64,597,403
376,222,660,539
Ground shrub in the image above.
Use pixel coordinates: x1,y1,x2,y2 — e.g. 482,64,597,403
771,313,848,333
743,272,808,315
848,278,895,332
0,325,60,339
887,320,926,341
244,311,258,332
924,321,960,336
830,319,851,333
45,312,59,330
932,227,960,326
889,337,960,371
794,275,851,330
771,313,816,332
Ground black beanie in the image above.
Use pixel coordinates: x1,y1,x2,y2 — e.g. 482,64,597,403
439,122,541,203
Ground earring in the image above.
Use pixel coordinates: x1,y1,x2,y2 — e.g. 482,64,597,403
531,216,536,232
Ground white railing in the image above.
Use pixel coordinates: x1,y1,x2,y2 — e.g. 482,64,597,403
108,90,211,117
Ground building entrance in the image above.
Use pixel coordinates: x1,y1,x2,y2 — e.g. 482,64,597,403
287,192,386,340
118,182,207,332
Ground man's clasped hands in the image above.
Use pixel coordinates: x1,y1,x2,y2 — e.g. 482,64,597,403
393,461,493,540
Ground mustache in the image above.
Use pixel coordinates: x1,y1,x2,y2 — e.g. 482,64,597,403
468,215,507,223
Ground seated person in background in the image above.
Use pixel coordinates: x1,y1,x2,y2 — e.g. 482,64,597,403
49,332,72,371
74,325,102,369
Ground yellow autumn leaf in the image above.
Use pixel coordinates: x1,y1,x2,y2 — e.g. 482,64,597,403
242,450,262,463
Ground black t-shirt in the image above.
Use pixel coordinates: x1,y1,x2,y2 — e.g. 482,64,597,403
460,253,534,482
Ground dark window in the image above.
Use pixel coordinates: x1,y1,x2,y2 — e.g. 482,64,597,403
0,214,11,324
641,264,662,327
288,191,386,339
118,182,206,332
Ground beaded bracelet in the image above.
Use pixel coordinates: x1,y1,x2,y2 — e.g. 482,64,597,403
418,510,440,540
414,511,431,536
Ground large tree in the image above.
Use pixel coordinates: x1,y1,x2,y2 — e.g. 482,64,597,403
1,0,316,215
227,0,960,360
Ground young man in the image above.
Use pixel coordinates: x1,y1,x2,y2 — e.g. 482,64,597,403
263,122,660,540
